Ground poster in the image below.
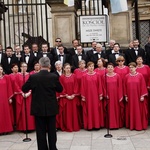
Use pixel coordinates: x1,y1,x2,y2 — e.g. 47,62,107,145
80,15,108,43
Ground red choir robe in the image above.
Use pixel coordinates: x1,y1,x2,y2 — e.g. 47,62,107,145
0,75,13,133
74,68,87,127
14,73,35,131
102,73,123,129
58,73,81,132
136,65,150,118
114,66,129,125
8,73,20,126
81,72,104,130
124,72,148,130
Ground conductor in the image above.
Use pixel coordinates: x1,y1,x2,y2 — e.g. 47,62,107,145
22,57,63,150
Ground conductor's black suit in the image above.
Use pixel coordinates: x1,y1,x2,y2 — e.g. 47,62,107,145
22,70,63,150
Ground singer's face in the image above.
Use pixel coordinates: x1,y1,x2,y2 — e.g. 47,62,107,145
21,64,27,72
136,57,143,64
97,59,103,67
88,64,94,72
64,65,71,74
79,62,85,69
0,66,3,74
107,65,114,73
12,65,19,73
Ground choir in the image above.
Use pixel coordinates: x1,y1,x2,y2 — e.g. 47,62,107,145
1,38,150,135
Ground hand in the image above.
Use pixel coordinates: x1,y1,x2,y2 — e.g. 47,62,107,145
9,99,12,104
99,96,103,100
71,95,75,99
22,93,26,98
25,92,31,98
140,96,144,101
81,97,85,101
66,95,72,100
125,96,128,102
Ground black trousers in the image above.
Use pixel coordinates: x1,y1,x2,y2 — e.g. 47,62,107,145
35,115,57,150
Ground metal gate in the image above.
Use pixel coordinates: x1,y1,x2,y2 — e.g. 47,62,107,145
0,0,51,49
132,20,150,48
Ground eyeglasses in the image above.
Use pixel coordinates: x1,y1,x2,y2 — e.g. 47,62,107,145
117,60,124,62
56,41,61,42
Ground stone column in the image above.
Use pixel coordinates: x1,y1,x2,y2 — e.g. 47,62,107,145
50,3,77,47
109,10,133,47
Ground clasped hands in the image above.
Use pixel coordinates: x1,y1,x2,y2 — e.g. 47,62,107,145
22,91,31,98
66,94,75,100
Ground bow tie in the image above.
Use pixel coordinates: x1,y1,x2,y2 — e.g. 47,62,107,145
43,53,47,54
25,54,29,57
134,48,138,51
114,52,119,55
97,53,101,55
59,54,64,57
77,54,82,56
7,56,12,58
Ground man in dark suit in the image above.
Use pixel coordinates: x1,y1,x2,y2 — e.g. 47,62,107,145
50,38,68,57
31,43,40,58
91,43,107,67
72,44,87,70
125,39,145,65
54,44,70,66
108,43,125,66
1,46,18,74
106,39,116,57
20,45,36,72
38,43,54,71
22,57,63,150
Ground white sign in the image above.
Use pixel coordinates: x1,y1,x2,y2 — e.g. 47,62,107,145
79,15,108,43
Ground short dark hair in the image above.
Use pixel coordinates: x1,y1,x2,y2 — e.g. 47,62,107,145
6,46,13,51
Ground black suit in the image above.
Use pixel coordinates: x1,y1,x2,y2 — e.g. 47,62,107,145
68,47,85,57
125,48,145,65
108,53,125,66
91,51,107,67
54,53,71,66
86,49,97,62
20,52,36,72
1,54,18,74
51,47,68,57
22,70,63,150
72,54,87,70
145,43,150,66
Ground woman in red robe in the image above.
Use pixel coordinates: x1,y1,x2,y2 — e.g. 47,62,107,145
58,63,81,132
0,65,13,134
136,56,150,118
102,63,123,129
8,64,19,127
74,60,87,128
81,62,104,130
114,56,129,126
14,62,35,131
94,58,107,76
124,62,148,130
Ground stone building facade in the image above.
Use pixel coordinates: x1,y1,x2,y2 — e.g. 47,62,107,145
0,0,150,48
